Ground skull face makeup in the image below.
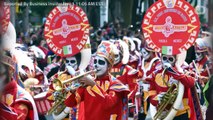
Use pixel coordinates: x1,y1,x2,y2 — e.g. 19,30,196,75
161,55,176,68
65,56,78,71
114,53,121,65
93,56,108,77
141,48,151,60
195,52,204,61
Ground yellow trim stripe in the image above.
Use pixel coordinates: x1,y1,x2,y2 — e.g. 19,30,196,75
91,85,105,98
148,90,157,96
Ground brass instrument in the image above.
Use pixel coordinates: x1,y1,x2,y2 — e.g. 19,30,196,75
47,69,96,115
52,69,96,91
47,93,66,115
153,84,178,120
152,66,184,120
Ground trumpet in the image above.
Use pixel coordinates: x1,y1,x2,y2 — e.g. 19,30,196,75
52,69,97,91
47,69,97,115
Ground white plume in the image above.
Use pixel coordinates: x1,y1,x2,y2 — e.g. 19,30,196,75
10,49,35,76
2,22,16,51
29,45,46,59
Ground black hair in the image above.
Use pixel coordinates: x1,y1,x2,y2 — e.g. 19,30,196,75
46,66,60,79
75,52,81,67
64,52,82,68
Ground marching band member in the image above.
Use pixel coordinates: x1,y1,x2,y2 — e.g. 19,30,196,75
137,43,161,119
0,3,18,118
1,52,39,120
0,55,18,119
47,40,91,120
48,55,80,120
12,43,48,88
110,39,138,119
189,37,213,87
46,54,85,120
0,22,39,120
188,37,213,108
0,22,18,119
123,36,140,69
147,52,195,120
64,41,129,120
110,39,138,99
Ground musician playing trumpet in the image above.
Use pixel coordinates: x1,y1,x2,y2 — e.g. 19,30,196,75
46,53,83,120
64,41,130,120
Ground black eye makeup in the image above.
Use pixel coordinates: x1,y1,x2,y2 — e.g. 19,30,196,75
94,59,106,65
162,56,175,63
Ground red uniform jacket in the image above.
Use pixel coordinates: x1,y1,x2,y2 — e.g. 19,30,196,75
128,60,138,70
0,102,18,119
64,74,129,120
189,56,212,80
111,63,138,99
147,67,195,117
138,57,161,78
128,51,141,70
137,57,161,114
1,80,34,120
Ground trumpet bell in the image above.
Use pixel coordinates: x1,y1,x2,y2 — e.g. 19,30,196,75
53,79,63,91
48,69,97,115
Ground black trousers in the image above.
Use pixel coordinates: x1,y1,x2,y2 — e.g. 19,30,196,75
138,98,150,120
174,113,189,120
38,115,46,120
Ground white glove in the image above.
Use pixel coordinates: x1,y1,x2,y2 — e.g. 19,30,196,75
163,62,172,69
66,66,76,75
168,77,178,86
53,91,63,101
157,92,166,103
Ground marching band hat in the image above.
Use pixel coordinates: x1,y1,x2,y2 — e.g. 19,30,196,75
113,39,130,64
96,41,115,66
194,38,210,53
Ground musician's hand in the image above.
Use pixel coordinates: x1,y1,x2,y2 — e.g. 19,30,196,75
157,92,166,104
66,66,76,75
79,75,95,87
65,86,76,93
53,91,64,101
199,76,209,83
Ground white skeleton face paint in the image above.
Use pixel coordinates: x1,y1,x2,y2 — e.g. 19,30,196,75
114,53,121,65
195,52,203,61
141,48,150,60
65,56,78,71
93,56,108,77
161,55,176,68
